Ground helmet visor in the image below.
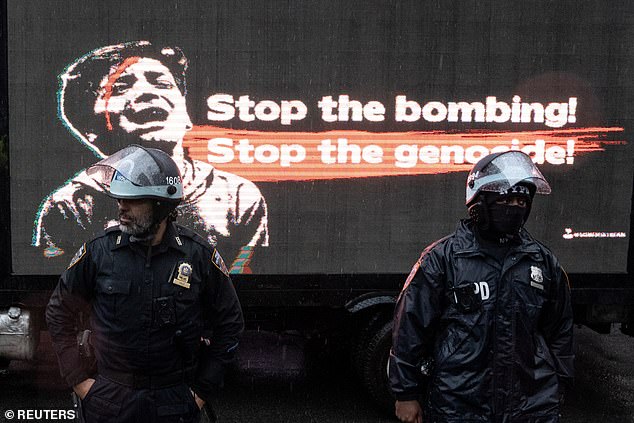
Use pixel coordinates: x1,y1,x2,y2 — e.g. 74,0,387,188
476,151,551,195
87,145,165,188
87,144,182,201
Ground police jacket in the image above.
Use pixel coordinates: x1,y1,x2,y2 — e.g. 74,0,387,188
389,220,574,423
46,222,244,403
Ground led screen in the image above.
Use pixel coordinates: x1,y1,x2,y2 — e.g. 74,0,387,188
9,0,633,275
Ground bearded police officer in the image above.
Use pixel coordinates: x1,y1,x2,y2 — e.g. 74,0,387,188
46,145,244,423
389,151,574,423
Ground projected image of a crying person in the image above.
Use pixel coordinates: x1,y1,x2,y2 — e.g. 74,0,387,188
33,41,268,272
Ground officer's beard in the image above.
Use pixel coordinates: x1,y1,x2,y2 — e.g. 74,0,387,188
119,207,155,239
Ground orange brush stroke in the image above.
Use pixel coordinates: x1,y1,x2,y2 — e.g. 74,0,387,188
183,126,624,182
102,57,141,131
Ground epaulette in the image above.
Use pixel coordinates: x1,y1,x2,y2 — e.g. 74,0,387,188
525,235,556,266
88,225,121,242
77,226,122,251
525,233,552,254
105,225,121,234
424,232,454,254
174,224,216,252
66,226,120,269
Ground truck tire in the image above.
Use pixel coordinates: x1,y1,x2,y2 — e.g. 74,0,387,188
350,312,385,378
360,319,395,414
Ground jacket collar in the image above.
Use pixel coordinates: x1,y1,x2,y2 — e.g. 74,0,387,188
111,222,188,255
453,219,541,256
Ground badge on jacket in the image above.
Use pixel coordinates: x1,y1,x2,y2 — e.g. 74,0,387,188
530,265,544,290
173,262,193,288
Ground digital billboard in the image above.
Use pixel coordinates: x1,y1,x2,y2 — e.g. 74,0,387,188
8,0,633,275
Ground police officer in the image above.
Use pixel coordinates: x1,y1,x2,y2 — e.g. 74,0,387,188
389,151,574,423
46,144,244,423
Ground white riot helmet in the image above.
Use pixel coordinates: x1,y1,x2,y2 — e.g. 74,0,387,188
465,151,551,206
87,144,183,203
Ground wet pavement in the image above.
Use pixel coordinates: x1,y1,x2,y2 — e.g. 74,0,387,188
0,325,633,422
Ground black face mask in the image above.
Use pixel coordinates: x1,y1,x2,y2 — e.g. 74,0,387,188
487,202,526,235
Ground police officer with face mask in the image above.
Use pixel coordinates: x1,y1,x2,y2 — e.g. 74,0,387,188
46,145,244,423
389,151,574,423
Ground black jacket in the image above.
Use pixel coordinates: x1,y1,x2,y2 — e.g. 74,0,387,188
389,220,574,423
46,223,244,403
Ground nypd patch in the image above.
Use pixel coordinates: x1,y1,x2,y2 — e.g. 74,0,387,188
212,249,230,277
67,243,87,269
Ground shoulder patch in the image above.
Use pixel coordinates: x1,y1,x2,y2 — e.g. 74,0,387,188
67,243,87,269
212,249,230,277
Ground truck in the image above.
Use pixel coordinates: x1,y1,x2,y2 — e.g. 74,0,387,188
1,0,633,412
